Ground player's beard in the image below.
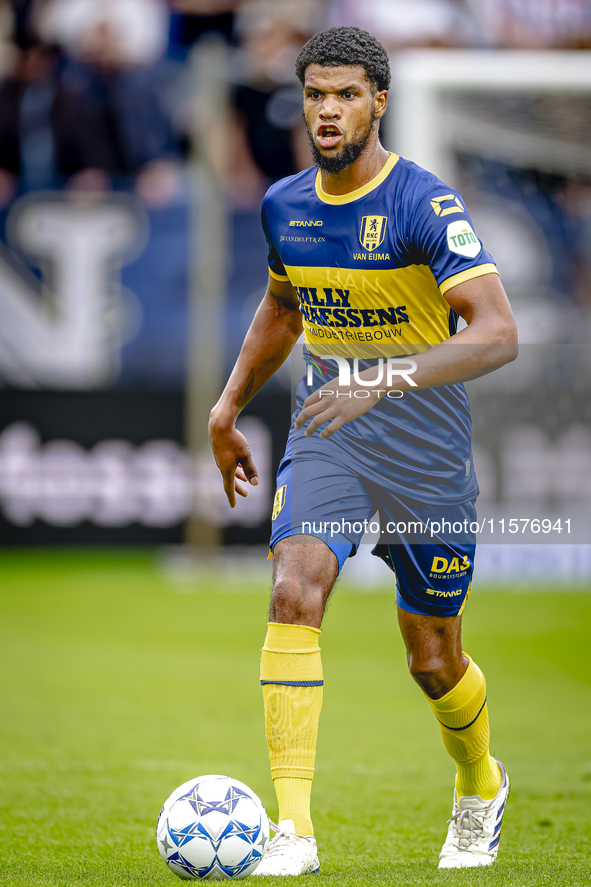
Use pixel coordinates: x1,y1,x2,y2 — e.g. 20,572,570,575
307,109,377,174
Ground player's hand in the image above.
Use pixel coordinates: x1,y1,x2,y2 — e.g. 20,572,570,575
294,376,383,439
208,421,259,508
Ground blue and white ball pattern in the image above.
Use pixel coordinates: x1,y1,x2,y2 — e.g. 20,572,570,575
156,775,269,880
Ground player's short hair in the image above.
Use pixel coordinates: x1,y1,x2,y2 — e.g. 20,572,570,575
295,27,391,93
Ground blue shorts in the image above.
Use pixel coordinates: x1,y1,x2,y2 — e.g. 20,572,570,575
270,449,476,618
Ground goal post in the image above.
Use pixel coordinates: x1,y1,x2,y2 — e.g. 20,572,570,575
388,49,591,187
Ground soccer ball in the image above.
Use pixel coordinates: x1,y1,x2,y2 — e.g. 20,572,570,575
156,774,269,880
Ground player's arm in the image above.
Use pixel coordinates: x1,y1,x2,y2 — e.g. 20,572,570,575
209,275,302,506
394,271,518,388
295,272,517,438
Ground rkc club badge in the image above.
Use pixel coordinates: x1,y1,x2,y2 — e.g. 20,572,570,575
272,485,287,520
359,215,387,251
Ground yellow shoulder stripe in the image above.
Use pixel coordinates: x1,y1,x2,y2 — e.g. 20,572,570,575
268,267,290,282
439,263,498,295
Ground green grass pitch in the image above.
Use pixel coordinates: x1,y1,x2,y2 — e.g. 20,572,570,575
0,548,590,886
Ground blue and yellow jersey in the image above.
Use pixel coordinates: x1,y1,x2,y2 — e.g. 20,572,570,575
261,153,496,503
261,152,497,359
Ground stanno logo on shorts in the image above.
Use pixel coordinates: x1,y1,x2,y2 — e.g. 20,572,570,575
426,588,462,597
359,215,387,252
272,485,287,520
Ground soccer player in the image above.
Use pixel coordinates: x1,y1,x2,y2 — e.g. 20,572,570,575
209,27,518,875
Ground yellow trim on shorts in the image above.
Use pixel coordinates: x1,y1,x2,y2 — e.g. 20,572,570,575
458,581,471,616
268,267,290,281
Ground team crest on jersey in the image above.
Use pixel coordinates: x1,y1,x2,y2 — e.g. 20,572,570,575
272,485,287,520
359,215,387,252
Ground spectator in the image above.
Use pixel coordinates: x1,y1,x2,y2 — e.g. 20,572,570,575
0,1,16,77
232,0,321,180
0,38,112,198
328,0,479,49
26,0,182,200
37,0,170,67
465,0,591,49
167,0,244,59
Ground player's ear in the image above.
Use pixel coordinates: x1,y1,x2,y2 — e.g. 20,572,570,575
374,89,388,119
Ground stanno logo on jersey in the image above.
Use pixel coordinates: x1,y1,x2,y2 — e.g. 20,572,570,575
359,216,387,252
430,194,464,217
289,220,323,227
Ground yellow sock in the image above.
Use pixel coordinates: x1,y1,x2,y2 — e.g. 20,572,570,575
426,654,502,800
260,623,323,836
273,777,312,835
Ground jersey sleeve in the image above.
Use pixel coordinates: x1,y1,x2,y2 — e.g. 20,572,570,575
407,185,498,295
261,197,289,281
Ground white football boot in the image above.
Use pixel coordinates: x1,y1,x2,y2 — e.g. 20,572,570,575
252,819,320,876
438,759,510,869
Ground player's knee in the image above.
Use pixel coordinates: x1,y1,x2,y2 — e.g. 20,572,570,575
407,654,450,697
270,576,326,625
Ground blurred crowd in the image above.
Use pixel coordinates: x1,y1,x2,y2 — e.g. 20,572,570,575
0,0,588,519
0,0,590,211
